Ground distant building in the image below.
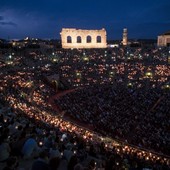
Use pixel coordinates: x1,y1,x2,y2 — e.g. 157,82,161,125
157,30,170,47
11,38,55,49
122,28,128,46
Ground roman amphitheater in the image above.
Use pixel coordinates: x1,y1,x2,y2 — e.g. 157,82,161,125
60,28,107,48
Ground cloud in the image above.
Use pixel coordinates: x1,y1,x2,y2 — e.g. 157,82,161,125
0,16,4,20
0,14,17,27
0,16,4,21
0,21,17,27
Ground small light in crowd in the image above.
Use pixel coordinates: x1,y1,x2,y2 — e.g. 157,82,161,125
39,141,43,146
116,162,119,166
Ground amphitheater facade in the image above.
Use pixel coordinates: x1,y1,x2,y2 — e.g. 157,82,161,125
60,28,107,49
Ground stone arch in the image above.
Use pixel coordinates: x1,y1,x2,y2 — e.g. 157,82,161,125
67,36,72,43
77,36,82,43
86,35,92,43
96,36,102,43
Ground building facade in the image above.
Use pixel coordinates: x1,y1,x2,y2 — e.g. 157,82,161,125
60,28,107,49
157,31,170,47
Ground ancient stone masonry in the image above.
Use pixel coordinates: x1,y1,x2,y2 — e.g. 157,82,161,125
60,28,107,49
157,31,170,47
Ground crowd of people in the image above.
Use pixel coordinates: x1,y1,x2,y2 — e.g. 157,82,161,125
55,84,170,156
0,46,170,169
54,47,169,88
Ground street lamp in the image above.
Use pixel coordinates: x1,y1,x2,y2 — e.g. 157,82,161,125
5,54,13,65
51,54,59,63
76,72,81,79
163,84,170,90
127,82,133,88
145,71,153,79
83,56,89,62
104,50,107,57
82,51,89,62
9,55,12,59
53,58,58,62
109,71,115,78
145,71,153,91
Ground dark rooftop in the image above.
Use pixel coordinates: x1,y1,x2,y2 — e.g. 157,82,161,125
163,30,170,35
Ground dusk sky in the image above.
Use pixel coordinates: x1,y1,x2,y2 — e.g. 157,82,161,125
0,0,170,40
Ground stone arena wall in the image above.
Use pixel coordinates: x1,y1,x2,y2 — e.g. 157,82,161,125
60,28,107,49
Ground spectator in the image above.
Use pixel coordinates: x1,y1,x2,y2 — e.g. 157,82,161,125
31,150,49,170
67,155,78,170
3,156,19,170
0,135,11,162
22,134,40,159
49,156,60,170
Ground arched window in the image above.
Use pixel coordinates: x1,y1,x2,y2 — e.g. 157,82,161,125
86,36,92,43
96,36,101,43
67,36,72,43
77,36,82,43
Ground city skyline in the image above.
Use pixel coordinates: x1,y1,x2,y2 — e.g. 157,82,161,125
0,0,170,40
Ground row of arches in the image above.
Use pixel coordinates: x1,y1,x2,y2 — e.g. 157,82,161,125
67,35,102,43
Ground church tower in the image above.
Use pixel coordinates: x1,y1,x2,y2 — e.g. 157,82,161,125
122,28,128,46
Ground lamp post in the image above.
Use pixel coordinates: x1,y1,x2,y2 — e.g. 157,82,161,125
51,52,59,64
127,82,133,88
162,83,170,93
109,70,116,87
6,54,13,65
75,71,81,86
145,71,153,91
82,56,89,62
76,72,81,78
